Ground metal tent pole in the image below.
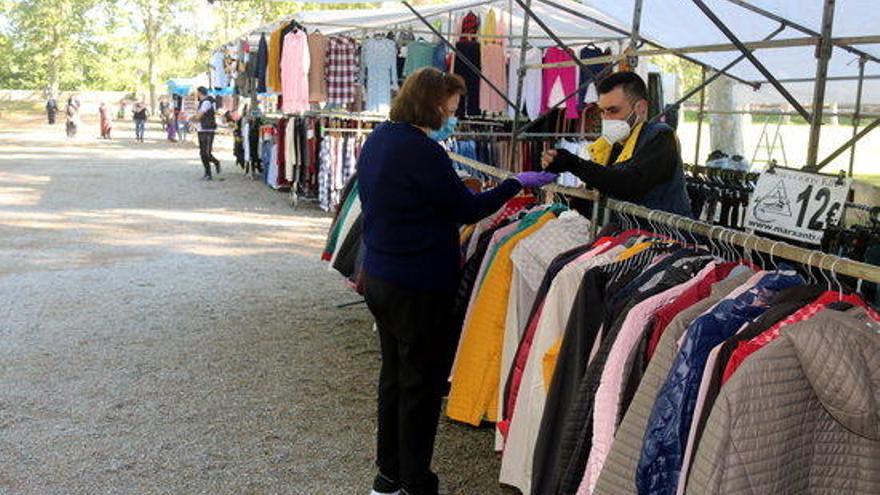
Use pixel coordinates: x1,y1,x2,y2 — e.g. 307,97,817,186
814,118,880,171
510,0,533,170
650,25,785,125
627,0,644,68
695,67,707,165
849,56,867,177
690,0,811,121
805,0,836,168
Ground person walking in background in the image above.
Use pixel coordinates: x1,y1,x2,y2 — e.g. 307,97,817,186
46,96,58,125
193,87,221,180
159,97,170,127
176,109,190,143
118,99,128,120
65,96,80,138
98,102,113,139
163,104,177,142
132,101,148,143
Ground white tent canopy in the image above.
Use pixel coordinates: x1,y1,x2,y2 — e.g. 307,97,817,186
579,0,880,105
232,0,879,105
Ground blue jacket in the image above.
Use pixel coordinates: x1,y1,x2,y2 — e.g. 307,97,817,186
636,269,804,495
359,121,521,292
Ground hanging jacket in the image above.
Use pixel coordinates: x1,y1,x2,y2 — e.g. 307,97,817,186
592,269,754,495
686,307,880,495
636,270,804,495
447,210,557,425
548,254,714,495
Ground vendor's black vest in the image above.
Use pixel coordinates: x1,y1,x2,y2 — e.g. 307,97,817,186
200,96,217,130
609,122,693,218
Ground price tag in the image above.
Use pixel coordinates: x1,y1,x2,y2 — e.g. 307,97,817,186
745,168,850,244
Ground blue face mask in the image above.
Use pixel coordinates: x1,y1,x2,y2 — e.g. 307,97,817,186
428,116,458,141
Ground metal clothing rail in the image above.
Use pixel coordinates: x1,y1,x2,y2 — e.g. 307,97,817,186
447,152,880,284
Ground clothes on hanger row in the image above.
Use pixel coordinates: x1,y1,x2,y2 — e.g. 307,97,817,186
322,173,365,293
441,197,880,495
239,115,367,209
223,8,620,119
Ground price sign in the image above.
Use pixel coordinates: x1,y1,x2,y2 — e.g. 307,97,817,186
745,167,851,245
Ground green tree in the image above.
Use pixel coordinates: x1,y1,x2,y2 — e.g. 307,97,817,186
2,0,108,94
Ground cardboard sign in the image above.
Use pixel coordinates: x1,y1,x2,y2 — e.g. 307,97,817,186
745,167,850,244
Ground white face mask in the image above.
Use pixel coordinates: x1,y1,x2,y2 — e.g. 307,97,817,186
601,109,640,144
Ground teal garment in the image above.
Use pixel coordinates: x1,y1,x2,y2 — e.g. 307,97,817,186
403,40,437,76
476,205,567,289
324,180,359,257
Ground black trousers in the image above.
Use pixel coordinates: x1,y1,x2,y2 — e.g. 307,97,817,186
197,131,220,176
364,275,458,495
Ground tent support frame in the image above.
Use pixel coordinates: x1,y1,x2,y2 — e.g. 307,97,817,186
650,24,786,125
848,56,867,177
805,0,836,168
695,67,707,165
720,0,880,64
533,0,759,88
689,0,811,122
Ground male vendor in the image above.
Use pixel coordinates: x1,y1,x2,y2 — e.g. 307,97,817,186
542,71,692,217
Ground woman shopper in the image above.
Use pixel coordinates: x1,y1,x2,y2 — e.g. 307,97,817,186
358,67,556,495
98,102,113,139
132,102,148,143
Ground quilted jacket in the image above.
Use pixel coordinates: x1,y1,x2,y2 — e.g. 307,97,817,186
636,270,804,495
686,307,880,494
446,211,555,425
593,271,754,495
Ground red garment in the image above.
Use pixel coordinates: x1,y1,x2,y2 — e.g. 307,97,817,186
721,291,880,384
460,11,480,41
488,195,534,229
643,262,738,365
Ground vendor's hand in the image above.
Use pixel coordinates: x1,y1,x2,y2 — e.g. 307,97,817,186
541,149,559,168
542,148,580,174
514,171,558,188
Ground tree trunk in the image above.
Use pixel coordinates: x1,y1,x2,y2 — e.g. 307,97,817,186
146,6,158,113
48,27,61,98
708,74,744,156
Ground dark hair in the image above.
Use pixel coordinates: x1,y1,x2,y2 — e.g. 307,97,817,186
597,71,648,102
390,67,466,129
197,86,208,96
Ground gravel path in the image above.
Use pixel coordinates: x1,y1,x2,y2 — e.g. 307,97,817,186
0,117,515,494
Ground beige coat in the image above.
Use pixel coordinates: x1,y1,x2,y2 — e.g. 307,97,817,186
686,307,880,494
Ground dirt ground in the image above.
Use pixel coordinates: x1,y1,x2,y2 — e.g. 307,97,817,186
0,113,515,494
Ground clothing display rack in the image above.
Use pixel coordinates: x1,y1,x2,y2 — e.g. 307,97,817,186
448,152,880,284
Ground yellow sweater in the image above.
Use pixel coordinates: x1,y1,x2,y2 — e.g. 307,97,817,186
267,28,283,92
447,211,556,425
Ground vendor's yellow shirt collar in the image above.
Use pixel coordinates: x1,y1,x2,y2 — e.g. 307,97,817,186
588,121,644,166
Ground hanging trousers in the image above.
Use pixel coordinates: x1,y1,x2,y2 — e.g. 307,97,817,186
364,274,459,495
198,131,220,177
454,41,481,116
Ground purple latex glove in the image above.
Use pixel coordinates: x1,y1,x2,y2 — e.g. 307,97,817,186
514,171,558,188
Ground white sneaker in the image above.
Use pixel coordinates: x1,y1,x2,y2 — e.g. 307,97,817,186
370,490,400,495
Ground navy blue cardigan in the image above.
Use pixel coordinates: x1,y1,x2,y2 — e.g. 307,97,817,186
358,121,522,292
